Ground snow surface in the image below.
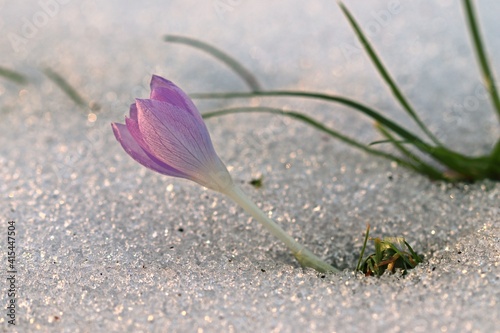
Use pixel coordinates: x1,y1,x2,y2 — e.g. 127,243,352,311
0,0,499,332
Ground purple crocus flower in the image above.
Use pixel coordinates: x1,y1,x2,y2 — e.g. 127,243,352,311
112,75,233,192
112,75,338,273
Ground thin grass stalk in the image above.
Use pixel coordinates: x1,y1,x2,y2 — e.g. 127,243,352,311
203,106,414,169
338,2,441,146
164,35,261,92
462,0,500,122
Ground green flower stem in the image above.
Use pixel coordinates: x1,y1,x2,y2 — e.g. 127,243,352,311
222,184,339,273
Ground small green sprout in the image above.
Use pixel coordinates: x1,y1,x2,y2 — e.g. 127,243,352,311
249,176,264,188
356,224,423,277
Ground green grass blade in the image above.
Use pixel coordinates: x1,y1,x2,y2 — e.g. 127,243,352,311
202,106,414,168
379,118,489,178
0,66,28,85
386,244,415,268
369,139,410,146
193,90,435,152
164,35,262,92
462,0,500,122
490,139,500,177
429,147,493,180
338,2,441,146
376,124,445,180
374,238,383,267
196,91,494,180
42,68,87,107
356,224,371,272
404,241,423,264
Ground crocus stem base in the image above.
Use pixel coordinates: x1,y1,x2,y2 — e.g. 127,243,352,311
222,184,340,273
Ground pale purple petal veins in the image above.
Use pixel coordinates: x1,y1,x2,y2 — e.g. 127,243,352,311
144,99,214,164
111,122,189,179
125,115,149,154
124,116,191,178
149,75,201,119
135,98,219,178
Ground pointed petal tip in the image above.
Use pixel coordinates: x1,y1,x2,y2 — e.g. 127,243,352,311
111,122,120,132
134,98,151,112
128,103,138,121
112,117,192,179
148,76,201,117
111,122,127,139
150,74,174,89
151,74,164,82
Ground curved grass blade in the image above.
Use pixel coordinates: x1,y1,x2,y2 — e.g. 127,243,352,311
195,91,497,180
386,243,417,269
375,123,444,180
462,0,500,122
0,66,28,85
369,139,410,146
377,124,497,180
338,2,442,146
164,35,262,92
429,147,494,180
202,106,414,168
193,90,433,151
403,240,423,265
42,67,87,107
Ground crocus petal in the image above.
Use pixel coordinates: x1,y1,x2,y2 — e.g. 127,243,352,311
125,113,151,156
128,103,138,121
113,75,233,192
149,75,201,119
135,99,213,171
135,98,232,190
111,122,189,178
